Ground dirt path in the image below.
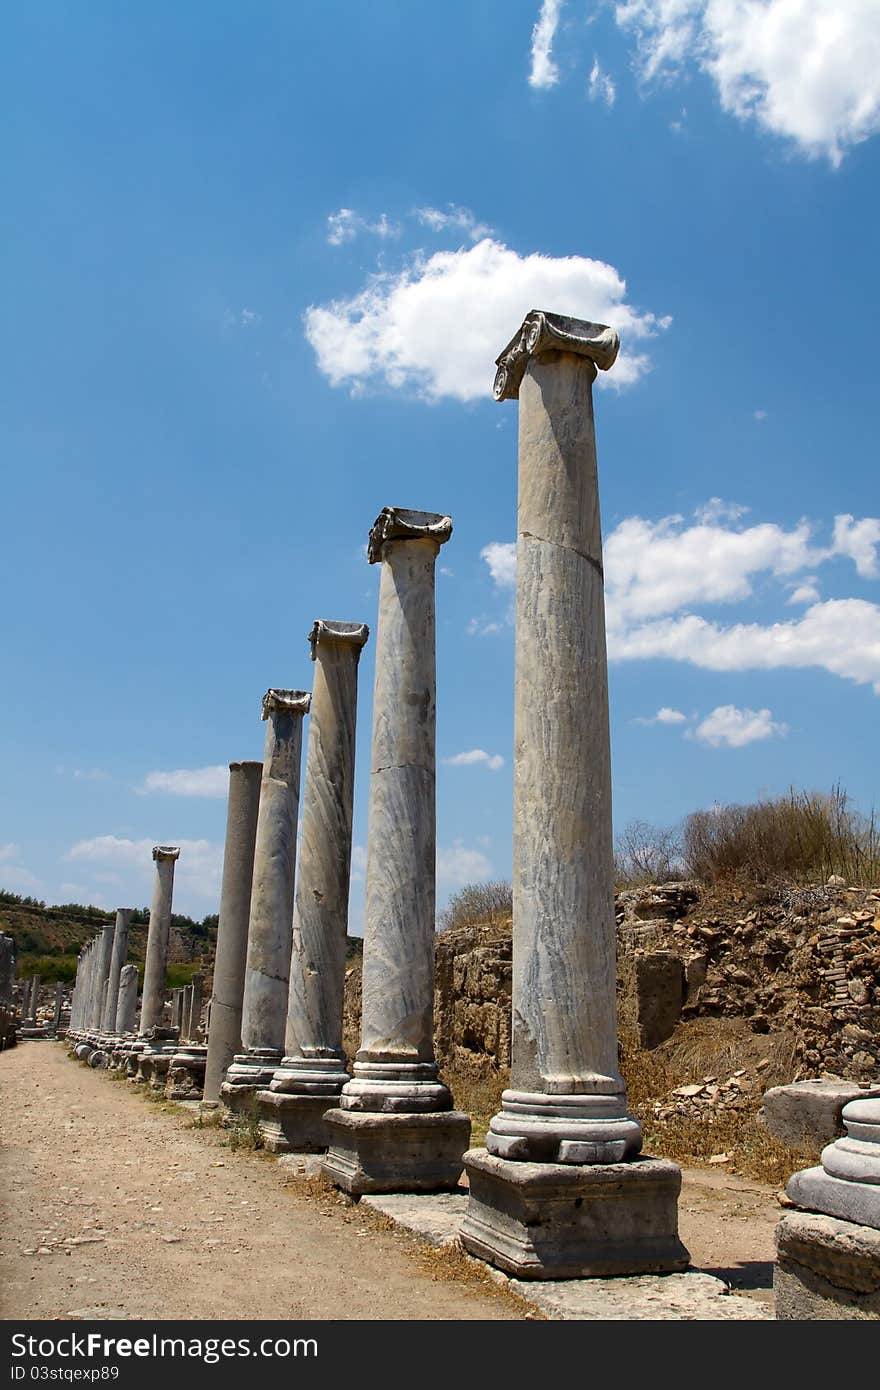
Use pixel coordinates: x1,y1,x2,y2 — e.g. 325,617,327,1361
0,1043,521,1321
1,1043,780,1319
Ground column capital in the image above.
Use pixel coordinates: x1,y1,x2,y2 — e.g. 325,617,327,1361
152,846,180,862
229,759,263,772
493,310,620,401
261,689,311,720
367,507,453,564
308,619,370,660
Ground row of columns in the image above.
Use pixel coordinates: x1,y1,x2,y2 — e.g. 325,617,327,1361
60,312,689,1283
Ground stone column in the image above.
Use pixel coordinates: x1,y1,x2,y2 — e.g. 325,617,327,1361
461,311,687,1278
28,974,41,1023
53,982,64,1034
777,1096,880,1318
202,761,262,1106
139,847,180,1034
188,972,204,1039
323,508,470,1194
116,964,139,1034
260,620,369,1153
221,691,310,1112
88,927,113,1032
101,910,131,1033
0,934,14,1049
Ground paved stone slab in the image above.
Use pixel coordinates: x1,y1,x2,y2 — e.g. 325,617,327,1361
361,1191,468,1247
508,1271,771,1320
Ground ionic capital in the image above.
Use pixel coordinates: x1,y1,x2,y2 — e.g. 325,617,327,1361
308,620,370,661
493,310,620,401
152,846,180,862
261,689,311,720
367,506,453,564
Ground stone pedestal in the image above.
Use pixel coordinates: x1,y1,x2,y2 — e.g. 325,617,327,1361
323,508,470,1191
787,1096,880,1230
461,1150,688,1279
775,1211,880,1320
221,691,309,1112
140,847,180,1035
166,1045,208,1100
322,1109,471,1195
203,762,262,1105
261,620,368,1151
461,312,684,1277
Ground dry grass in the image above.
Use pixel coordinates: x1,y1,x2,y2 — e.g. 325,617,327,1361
641,1111,819,1186
443,1061,507,1147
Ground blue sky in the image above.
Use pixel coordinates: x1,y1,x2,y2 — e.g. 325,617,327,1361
2,1,879,922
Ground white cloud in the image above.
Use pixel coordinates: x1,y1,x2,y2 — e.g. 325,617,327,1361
66,835,223,902
139,766,230,799
530,0,564,89
350,844,368,883
0,843,20,863
326,209,400,246
481,541,518,588
832,514,880,579
589,57,617,106
415,206,493,241
693,497,749,524
693,704,789,748
634,707,689,725
443,749,505,771
304,238,667,400
479,505,880,692
611,599,880,693
436,840,493,886
467,617,504,637
1,865,43,891
787,578,820,605
615,0,880,165
754,408,767,421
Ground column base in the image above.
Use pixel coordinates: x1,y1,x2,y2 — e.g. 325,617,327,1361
322,1108,471,1194
486,1088,642,1164
775,1211,880,1320
341,1060,453,1114
460,1148,689,1279
257,1091,336,1153
268,1054,350,1096
786,1167,880,1231
166,1046,208,1100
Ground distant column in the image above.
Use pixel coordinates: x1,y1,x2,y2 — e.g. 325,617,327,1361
101,910,132,1033
53,982,64,1034
222,691,310,1110
260,620,369,1152
202,761,262,1105
139,847,180,1034
116,964,138,1034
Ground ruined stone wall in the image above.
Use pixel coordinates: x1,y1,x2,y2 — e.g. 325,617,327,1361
343,880,880,1080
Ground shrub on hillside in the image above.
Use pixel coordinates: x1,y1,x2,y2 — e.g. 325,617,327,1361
683,786,879,886
614,819,683,887
437,881,512,933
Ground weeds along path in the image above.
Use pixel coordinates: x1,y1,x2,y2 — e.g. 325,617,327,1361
0,1042,522,1321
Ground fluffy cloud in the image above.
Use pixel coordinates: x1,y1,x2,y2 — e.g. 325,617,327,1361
414,206,493,241
304,238,667,400
614,0,880,164
326,209,400,246
436,840,493,886
693,704,789,748
634,707,689,725
139,766,230,799
443,749,505,771
530,0,564,89
479,505,880,691
589,57,617,106
66,835,224,903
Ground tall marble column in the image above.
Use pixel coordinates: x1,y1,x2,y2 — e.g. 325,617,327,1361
260,620,369,1152
28,974,41,1023
101,909,131,1033
202,761,262,1106
323,508,470,1194
53,982,64,1035
187,972,204,1039
221,691,310,1112
461,311,687,1278
0,934,14,1049
139,847,180,1034
116,964,139,1034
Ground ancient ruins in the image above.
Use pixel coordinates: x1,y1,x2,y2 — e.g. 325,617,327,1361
5,312,878,1321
